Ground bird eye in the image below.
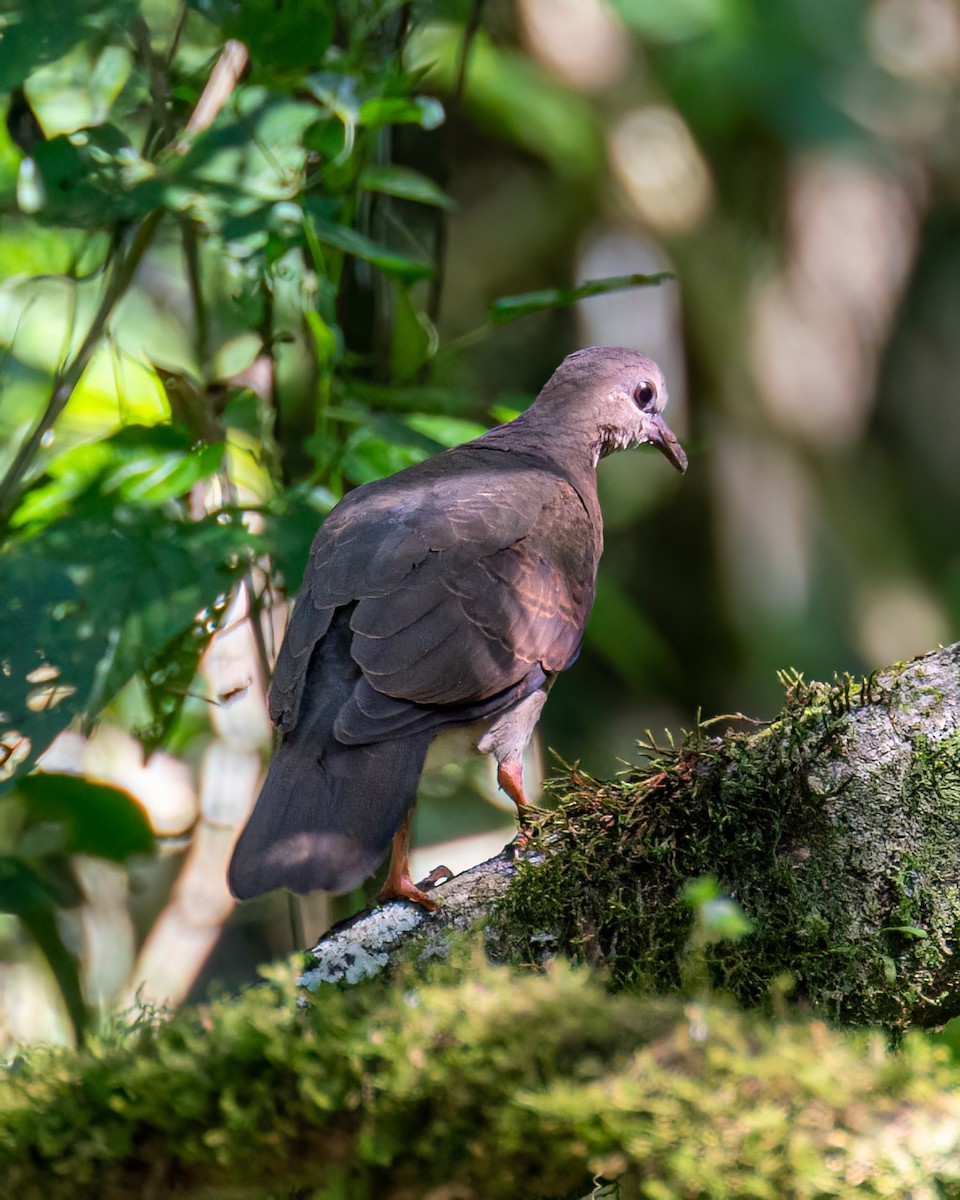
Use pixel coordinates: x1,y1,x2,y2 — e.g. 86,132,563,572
634,381,657,408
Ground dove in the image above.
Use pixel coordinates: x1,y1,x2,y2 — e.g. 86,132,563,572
229,347,687,909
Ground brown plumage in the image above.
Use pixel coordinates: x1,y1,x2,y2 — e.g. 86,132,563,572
229,346,687,908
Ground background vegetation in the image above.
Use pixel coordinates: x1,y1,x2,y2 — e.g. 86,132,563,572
1,0,959,1041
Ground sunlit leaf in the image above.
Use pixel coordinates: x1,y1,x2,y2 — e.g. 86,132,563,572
103,442,224,504
25,43,133,137
0,492,257,783
164,89,317,224
0,0,138,92
10,426,225,529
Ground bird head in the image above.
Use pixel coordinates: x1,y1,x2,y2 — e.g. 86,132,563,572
543,346,688,473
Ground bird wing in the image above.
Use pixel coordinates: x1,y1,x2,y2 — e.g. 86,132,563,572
269,450,599,741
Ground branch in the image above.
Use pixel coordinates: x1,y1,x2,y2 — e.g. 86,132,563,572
301,846,519,988
4,958,960,1197
307,642,960,1031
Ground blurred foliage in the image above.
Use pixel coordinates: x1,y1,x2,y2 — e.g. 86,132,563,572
3,957,960,1197
1,0,960,1038
0,0,669,1030
0,0,481,1029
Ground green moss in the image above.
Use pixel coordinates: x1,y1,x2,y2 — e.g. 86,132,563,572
493,667,960,1030
3,958,960,1199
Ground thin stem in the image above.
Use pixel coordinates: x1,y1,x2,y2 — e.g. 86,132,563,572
180,217,208,373
0,207,165,522
164,0,189,68
454,0,484,111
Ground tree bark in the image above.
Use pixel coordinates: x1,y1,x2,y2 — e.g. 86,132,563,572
306,642,960,1030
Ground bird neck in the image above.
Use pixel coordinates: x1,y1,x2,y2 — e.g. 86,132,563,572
477,410,602,525
481,407,601,478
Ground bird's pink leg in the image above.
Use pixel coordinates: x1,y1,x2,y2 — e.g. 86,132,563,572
378,808,452,911
497,760,529,811
497,759,534,849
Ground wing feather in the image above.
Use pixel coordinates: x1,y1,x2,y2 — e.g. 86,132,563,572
269,447,600,738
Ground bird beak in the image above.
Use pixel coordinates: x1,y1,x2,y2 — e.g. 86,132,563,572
644,412,688,473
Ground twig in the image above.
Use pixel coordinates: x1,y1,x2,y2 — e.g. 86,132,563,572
453,0,484,110
176,39,249,150
0,36,252,522
0,208,164,521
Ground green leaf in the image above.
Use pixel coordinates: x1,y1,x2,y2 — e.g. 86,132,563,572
23,126,159,226
224,0,334,73
304,311,338,368
489,272,674,324
341,426,432,485
407,25,600,181
0,855,60,913
607,0,729,41
24,42,132,137
261,485,336,594
0,854,87,1040
308,215,434,283
164,90,317,226
357,95,444,130
0,493,257,783
15,774,154,861
359,165,454,209
0,0,138,92
20,906,87,1044
587,577,676,691
403,413,486,448
102,442,225,504
11,426,226,528
389,280,434,382
305,72,364,124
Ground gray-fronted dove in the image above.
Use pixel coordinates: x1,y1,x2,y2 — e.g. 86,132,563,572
229,346,687,909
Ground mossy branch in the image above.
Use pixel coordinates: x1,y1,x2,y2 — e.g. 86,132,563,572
3,958,960,1199
5,647,960,1196
312,643,960,1031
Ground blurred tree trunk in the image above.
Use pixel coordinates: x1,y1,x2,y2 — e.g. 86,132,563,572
306,642,960,1032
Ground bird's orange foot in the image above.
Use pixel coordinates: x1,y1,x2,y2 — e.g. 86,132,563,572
378,865,453,912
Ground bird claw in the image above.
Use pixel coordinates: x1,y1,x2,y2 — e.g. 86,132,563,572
378,864,453,912
509,830,531,857
420,864,455,888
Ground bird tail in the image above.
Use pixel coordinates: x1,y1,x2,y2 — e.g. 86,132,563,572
228,727,430,900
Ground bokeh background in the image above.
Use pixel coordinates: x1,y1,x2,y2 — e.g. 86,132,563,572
1,0,959,1043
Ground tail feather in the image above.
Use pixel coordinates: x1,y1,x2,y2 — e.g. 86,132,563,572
228,605,430,900
228,730,430,899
